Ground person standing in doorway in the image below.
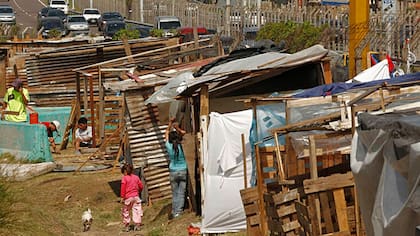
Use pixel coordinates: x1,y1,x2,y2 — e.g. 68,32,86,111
165,117,187,219
2,78,29,122
74,117,93,155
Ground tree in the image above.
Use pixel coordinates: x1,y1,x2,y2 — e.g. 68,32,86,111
256,21,328,53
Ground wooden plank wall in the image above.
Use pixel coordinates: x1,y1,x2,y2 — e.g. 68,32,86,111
18,39,174,107
124,90,172,203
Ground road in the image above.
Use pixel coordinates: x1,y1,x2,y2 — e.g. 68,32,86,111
7,0,46,32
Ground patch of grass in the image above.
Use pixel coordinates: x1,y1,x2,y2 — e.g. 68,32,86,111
0,152,43,164
0,178,16,234
149,226,165,236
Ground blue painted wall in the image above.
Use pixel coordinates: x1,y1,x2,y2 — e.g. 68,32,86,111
0,121,53,162
30,106,72,143
0,106,71,162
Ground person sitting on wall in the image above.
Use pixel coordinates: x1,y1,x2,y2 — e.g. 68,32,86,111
74,117,93,155
41,120,61,154
2,78,30,122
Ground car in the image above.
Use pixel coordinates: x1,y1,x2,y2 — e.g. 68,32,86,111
103,21,126,40
82,8,101,24
0,5,16,25
49,0,68,14
46,8,66,23
97,12,124,31
38,7,56,19
65,15,89,36
38,16,66,38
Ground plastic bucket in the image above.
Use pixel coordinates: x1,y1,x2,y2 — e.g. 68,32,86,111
29,112,39,124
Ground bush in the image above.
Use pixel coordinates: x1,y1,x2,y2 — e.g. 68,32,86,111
256,21,327,53
113,28,140,41
150,28,164,37
48,29,62,39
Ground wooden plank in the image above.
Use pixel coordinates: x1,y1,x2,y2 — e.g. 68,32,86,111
307,195,321,236
319,191,334,233
309,135,318,179
270,189,299,205
277,204,297,218
282,220,300,233
304,172,354,194
244,203,259,215
295,201,311,234
333,189,350,232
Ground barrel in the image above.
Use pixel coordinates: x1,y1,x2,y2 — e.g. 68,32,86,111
29,112,39,124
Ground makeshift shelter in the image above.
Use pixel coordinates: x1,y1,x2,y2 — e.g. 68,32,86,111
145,44,334,233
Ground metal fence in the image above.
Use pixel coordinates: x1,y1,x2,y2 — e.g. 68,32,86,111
72,0,419,62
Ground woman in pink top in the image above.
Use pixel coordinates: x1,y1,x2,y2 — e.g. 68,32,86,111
120,163,144,232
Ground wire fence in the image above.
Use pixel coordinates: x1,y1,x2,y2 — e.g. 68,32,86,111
71,0,420,61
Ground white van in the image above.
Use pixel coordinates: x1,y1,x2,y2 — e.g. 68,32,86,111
155,16,181,37
49,0,68,14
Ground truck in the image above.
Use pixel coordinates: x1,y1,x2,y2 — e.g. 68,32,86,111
154,16,181,37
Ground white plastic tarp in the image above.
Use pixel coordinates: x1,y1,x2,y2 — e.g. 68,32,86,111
348,59,390,83
351,115,420,236
201,110,253,233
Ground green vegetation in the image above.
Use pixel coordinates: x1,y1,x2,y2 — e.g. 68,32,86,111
0,178,15,234
48,29,63,39
150,28,164,37
112,28,140,40
256,21,328,53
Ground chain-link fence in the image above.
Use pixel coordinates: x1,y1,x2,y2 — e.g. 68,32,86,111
72,0,419,61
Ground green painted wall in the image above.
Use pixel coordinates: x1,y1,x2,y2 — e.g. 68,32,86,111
0,121,53,162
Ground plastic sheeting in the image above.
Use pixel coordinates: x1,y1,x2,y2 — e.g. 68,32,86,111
349,59,390,83
351,112,420,236
201,110,253,233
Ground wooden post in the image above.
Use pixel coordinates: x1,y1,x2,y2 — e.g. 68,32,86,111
309,135,318,180
200,85,209,118
89,75,96,148
255,144,268,235
199,115,208,217
322,60,333,84
98,66,104,144
122,38,134,63
241,133,248,189
308,135,321,234
83,75,88,117
273,131,285,181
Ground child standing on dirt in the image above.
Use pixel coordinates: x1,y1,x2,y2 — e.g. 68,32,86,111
120,163,143,232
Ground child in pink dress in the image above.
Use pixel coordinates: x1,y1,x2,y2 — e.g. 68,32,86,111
120,163,144,232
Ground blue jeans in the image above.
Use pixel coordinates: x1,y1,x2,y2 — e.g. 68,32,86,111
170,170,187,215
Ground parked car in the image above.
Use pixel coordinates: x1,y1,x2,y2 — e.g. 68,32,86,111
103,21,126,40
0,5,16,25
178,26,213,43
82,8,101,24
38,16,66,38
97,12,124,31
46,8,66,23
65,15,89,36
48,0,68,14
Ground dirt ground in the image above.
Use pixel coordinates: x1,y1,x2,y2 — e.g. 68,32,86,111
2,149,246,236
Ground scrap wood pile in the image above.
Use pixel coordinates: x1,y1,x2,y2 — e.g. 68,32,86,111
240,76,420,236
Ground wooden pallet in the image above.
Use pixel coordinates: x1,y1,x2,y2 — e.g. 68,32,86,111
240,187,262,236
264,188,301,236
296,172,364,236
